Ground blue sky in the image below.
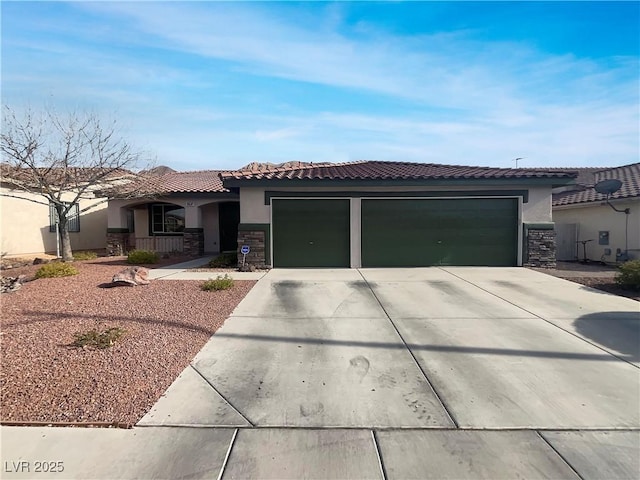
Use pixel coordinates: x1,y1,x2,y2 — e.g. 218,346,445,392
2,1,638,171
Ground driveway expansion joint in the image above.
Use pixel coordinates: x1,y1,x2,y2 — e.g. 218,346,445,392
371,430,388,480
357,269,459,428
216,428,238,480
536,430,585,480
189,364,255,427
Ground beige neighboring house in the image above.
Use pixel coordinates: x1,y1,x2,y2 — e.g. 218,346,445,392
0,168,120,257
553,163,640,263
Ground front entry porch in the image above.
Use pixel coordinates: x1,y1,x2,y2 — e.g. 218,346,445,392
106,199,239,257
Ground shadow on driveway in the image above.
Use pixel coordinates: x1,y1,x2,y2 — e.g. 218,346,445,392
212,332,627,362
573,312,639,364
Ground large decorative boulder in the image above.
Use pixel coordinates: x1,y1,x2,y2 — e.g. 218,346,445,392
112,266,150,286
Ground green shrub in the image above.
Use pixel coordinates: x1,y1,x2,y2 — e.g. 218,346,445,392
201,274,234,291
73,251,98,261
127,249,159,264
615,259,640,291
208,252,237,268
34,262,79,278
73,327,126,349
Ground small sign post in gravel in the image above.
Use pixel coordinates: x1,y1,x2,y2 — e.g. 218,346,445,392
240,245,250,267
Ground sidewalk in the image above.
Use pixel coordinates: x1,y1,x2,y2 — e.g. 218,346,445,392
147,256,267,281
2,425,637,479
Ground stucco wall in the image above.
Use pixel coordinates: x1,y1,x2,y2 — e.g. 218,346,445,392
201,203,220,253
240,188,270,224
239,185,553,224
1,186,107,256
553,200,639,262
523,187,553,223
133,208,148,237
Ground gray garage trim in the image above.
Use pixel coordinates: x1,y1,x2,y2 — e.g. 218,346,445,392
264,189,530,205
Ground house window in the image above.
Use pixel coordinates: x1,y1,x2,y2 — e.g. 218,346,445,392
49,202,80,232
126,209,135,233
152,204,185,234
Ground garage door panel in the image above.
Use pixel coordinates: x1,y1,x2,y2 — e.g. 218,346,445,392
362,198,517,267
272,199,350,268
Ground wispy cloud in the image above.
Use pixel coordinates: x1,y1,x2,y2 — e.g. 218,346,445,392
2,2,637,169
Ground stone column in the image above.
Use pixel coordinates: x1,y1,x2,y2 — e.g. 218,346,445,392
237,229,267,268
106,228,130,256
183,228,204,256
524,225,556,268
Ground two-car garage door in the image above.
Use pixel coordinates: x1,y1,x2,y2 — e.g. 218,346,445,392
272,198,518,268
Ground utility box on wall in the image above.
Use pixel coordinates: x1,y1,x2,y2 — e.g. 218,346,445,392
599,231,610,245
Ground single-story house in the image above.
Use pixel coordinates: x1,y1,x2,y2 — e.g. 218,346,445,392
552,162,639,263
0,166,113,257
106,161,577,268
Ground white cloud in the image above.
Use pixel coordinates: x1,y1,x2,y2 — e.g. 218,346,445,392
3,2,637,169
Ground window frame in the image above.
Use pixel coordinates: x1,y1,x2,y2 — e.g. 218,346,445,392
150,203,185,235
49,202,80,232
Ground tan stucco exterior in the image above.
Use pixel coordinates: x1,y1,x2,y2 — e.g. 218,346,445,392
238,185,554,226
0,186,107,256
553,199,639,262
237,184,554,267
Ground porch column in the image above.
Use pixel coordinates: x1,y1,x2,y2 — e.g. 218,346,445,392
350,198,362,268
106,200,131,256
183,202,204,256
523,223,556,268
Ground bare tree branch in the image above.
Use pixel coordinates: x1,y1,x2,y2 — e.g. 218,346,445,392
0,193,51,206
1,105,155,261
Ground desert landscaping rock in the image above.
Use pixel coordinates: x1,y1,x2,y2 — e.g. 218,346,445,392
0,275,25,293
0,257,255,425
111,266,151,286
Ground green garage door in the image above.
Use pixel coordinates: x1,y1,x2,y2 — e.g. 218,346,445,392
272,199,350,267
362,198,518,267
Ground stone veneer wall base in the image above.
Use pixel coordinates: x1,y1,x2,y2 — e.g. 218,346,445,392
183,229,204,257
237,230,267,268
106,230,130,256
524,227,556,268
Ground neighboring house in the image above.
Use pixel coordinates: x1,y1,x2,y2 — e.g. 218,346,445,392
0,169,112,257
106,160,577,267
552,163,639,263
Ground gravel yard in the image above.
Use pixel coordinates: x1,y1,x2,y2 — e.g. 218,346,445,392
531,261,639,302
0,257,255,426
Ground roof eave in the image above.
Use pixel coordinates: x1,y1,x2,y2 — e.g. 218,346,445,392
223,176,576,188
553,195,640,209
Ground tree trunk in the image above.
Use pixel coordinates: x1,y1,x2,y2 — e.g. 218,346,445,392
56,211,74,262
59,226,74,262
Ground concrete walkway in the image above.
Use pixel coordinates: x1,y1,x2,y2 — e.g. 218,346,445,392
147,256,268,280
2,267,639,479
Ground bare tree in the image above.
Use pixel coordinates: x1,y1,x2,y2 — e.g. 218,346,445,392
1,106,152,261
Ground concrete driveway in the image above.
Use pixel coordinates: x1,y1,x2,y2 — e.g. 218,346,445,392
2,267,639,479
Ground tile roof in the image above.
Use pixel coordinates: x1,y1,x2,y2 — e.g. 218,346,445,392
0,164,132,186
552,163,640,206
137,170,229,194
222,160,577,182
